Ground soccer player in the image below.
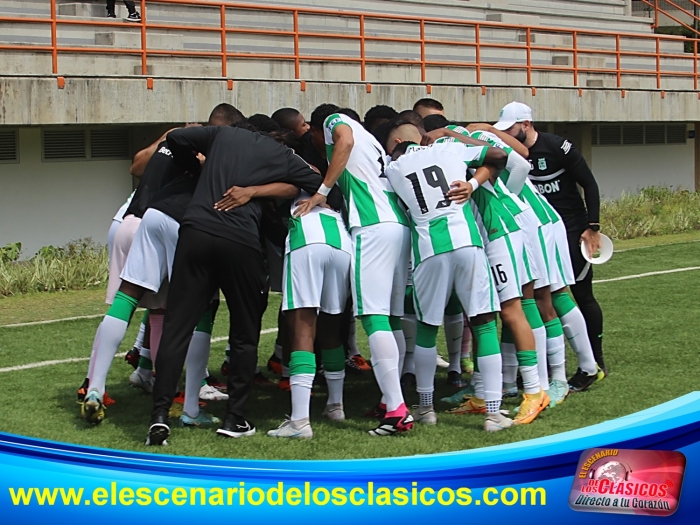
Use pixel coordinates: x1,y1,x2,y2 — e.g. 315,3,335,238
146,119,336,446
267,185,351,439
364,105,399,133
413,98,445,118
494,102,603,390
271,108,310,138
386,137,514,432
296,104,413,436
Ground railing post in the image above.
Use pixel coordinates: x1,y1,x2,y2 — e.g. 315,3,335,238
420,19,426,83
50,0,57,74
616,34,621,88
573,31,578,87
293,10,300,80
360,15,366,82
475,24,481,84
220,4,227,78
694,39,698,91
654,0,659,28
140,0,147,75
526,26,531,85
656,36,661,89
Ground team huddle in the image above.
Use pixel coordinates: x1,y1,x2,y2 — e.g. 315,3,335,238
77,97,607,446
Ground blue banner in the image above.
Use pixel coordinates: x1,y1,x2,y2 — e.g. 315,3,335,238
2,392,699,522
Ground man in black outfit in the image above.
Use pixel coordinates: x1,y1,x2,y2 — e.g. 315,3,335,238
147,118,335,446
495,102,607,376
106,1,141,21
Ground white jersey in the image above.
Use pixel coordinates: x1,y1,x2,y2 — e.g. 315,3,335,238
385,142,487,267
286,191,352,255
324,113,409,230
113,190,135,223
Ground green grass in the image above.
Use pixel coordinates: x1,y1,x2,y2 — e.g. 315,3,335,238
0,240,699,460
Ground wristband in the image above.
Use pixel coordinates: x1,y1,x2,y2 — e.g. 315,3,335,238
317,183,333,197
468,178,480,192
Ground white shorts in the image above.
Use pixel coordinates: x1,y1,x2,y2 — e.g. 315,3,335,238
351,222,410,317
120,208,178,301
106,219,121,264
485,231,525,303
514,208,546,287
282,244,351,314
106,215,141,304
412,246,499,326
542,220,576,291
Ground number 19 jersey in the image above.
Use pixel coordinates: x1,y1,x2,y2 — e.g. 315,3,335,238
385,142,487,268
324,113,409,230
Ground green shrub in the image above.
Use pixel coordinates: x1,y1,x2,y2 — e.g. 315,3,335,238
0,238,108,296
601,187,700,240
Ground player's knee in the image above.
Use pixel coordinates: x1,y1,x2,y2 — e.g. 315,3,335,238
416,322,439,348
498,299,526,327
360,315,392,335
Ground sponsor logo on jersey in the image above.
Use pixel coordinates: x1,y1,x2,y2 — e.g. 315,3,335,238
537,180,560,194
561,140,572,154
538,158,547,170
157,146,173,157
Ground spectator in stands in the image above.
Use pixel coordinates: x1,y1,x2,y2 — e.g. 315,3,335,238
413,98,445,118
271,108,310,138
106,1,141,22
364,105,398,133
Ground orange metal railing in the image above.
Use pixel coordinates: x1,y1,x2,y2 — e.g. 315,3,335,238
0,0,699,90
643,0,700,36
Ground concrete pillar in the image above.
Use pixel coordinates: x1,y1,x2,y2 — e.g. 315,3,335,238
695,123,700,191
625,0,632,17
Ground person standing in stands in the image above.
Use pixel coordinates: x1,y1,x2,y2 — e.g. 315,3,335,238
106,1,141,22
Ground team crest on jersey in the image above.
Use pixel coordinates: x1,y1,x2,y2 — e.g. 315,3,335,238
538,158,547,171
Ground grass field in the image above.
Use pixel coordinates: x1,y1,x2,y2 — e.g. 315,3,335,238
1,235,699,460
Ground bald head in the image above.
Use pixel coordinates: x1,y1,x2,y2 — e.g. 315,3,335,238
386,123,422,154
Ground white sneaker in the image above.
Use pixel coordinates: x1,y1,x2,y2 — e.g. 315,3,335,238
484,412,514,432
199,384,229,401
413,404,437,425
267,418,313,439
322,403,345,421
129,369,154,393
436,355,450,368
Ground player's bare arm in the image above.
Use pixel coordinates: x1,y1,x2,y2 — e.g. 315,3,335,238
420,127,490,147
214,182,300,212
447,164,499,203
467,123,530,159
130,127,178,177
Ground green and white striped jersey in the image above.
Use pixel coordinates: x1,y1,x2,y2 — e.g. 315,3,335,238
324,113,409,230
385,142,485,267
286,191,352,255
469,180,521,243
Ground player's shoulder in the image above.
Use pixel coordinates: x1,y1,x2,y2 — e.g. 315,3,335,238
537,131,573,155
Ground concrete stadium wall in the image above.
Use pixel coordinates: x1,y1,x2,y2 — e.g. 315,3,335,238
0,128,133,257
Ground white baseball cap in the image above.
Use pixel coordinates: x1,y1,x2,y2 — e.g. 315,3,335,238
493,101,533,130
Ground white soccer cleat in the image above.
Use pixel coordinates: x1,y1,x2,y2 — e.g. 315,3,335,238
413,405,437,425
267,418,313,439
199,384,229,401
484,412,514,432
436,355,450,368
322,403,345,422
129,369,154,393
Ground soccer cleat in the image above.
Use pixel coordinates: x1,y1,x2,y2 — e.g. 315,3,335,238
129,369,154,393
267,418,313,439
447,371,468,388
125,347,140,369
413,405,437,425
220,359,229,377
364,403,387,419
484,412,514,432
545,379,569,407
368,411,414,436
502,382,519,398
206,375,227,392
346,354,371,373
278,377,290,391
81,390,105,425
125,12,141,22
199,384,229,401
400,372,416,389
103,392,116,406
180,410,221,428
436,354,450,368
254,371,276,387
267,354,282,375
217,416,256,438
461,356,474,375
568,368,598,393
322,403,345,422
513,391,550,425
77,378,89,402
441,384,476,405
446,397,486,415
145,416,170,446
596,365,608,382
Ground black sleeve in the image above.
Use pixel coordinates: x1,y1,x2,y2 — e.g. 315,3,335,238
283,150,324,194
166,127,216,177
561,140,600,224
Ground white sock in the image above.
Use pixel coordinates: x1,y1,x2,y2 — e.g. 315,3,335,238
290,373,314,421
393,329,407,381
444,314,463,374
86,321,102,381
547,335,567,382
325,370,345,405
478,353,503,407
414,344,437,406
88,315,128,397
534,326,549,386
520,363,540,394
184,331,211,418
368,330,404,412
461,317,472,358
133,320,146,350
347,318,360,357
560,309,597,375
501,342,518,384
473,371,484,399
401,314,417,375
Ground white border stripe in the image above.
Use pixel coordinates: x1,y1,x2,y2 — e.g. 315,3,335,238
593,266,700,284
2,314,105,328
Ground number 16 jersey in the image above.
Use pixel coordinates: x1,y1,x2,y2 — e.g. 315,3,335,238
385,142,487,268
